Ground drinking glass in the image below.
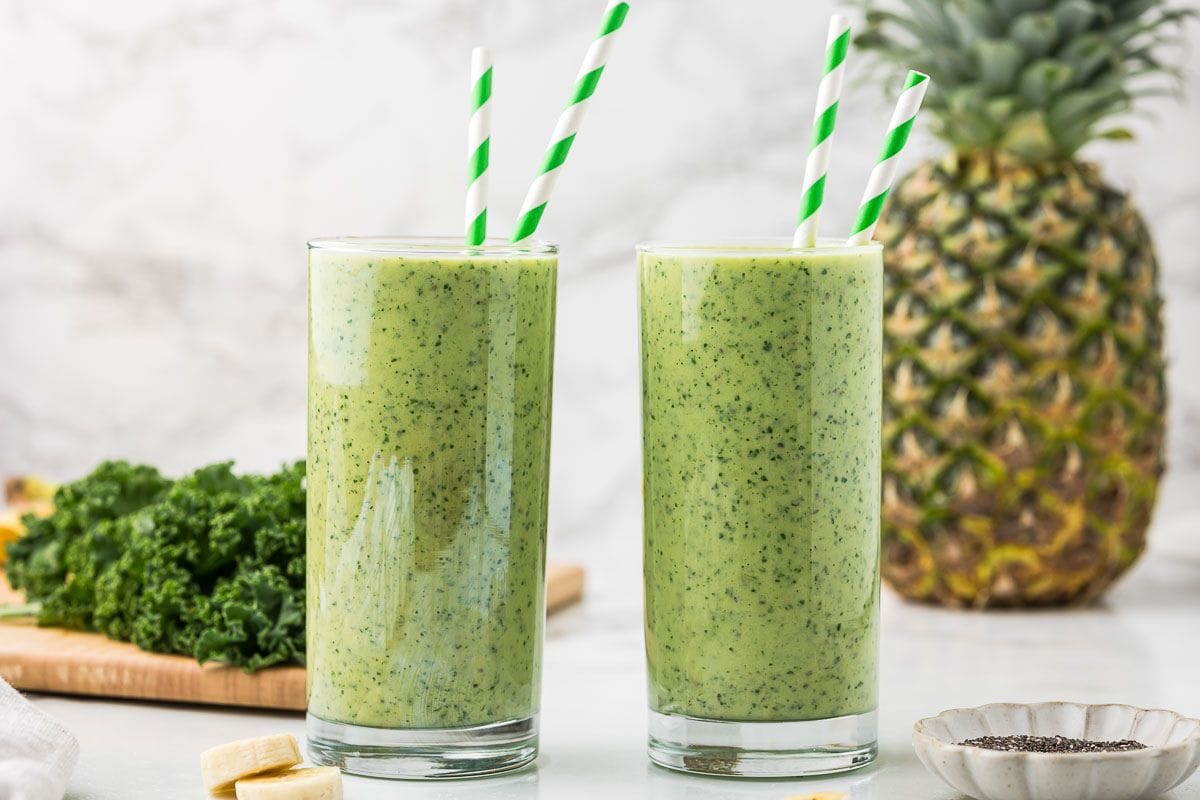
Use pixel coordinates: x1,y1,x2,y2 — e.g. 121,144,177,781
638,238,883,777
306,236,557,778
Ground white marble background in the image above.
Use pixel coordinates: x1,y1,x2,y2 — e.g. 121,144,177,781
1,0,1197,566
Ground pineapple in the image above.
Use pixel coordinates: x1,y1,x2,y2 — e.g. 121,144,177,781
856,0,1190,606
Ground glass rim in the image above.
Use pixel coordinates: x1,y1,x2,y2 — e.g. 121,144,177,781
636,236,882,256
307,235,558,256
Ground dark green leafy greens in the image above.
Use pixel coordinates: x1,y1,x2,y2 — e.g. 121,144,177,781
5,460,305,672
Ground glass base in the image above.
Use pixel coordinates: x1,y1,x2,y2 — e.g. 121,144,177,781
306,713,537,779
647,709,877,778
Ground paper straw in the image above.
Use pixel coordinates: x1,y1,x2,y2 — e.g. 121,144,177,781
794,14,851,248
466,46,493,247
847,70,930,246
510,1,630,244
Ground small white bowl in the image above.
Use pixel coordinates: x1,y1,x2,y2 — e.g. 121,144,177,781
913,702,1200,800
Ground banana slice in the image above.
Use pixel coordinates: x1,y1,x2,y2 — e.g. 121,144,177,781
200,733,302,793
235,766,343,800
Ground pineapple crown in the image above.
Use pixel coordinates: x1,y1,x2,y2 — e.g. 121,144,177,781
856,0,1194,161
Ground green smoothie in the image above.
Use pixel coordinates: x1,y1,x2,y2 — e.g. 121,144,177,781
306,238,556,730
639,241,882,723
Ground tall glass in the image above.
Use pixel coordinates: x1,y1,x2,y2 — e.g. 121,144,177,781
638,238,882,777
306,237,557,779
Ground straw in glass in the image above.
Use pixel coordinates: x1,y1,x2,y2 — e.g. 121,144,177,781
794,14,851,248
510,1,630,244
847,70,930,246
466,46,493,246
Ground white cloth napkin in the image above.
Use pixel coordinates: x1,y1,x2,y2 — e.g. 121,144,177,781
0,678,79,800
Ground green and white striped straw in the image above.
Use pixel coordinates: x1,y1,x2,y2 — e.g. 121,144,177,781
848,70,930,246
466,46,493,247
794,14,851,249
510,1,630,244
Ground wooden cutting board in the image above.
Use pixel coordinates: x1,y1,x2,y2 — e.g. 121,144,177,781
0,562,583,711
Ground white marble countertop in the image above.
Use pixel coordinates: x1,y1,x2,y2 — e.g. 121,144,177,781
28,486,1200,800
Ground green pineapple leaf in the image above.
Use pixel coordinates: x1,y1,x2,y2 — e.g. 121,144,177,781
994,0,1054,18
1001,112,1058,159
1054,0,1104,37
975,39,1027,91
1018,60,1075,106
947,0,1004,41
1060,35,1121,84
855,0,1193,159
1011,13,1059,57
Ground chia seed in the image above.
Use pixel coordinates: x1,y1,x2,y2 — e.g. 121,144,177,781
959,735,1147,753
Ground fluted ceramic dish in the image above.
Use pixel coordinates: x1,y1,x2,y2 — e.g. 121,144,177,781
913,702,1200,800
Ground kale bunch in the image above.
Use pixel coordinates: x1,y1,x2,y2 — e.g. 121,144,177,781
6,460,306,672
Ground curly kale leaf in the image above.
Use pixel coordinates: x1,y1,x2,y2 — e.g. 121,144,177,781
194,565,305,671
4,459,306,672
6,461,169,605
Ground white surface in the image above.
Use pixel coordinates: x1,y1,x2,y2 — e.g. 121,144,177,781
913,703,1200,800
26,473,1200,800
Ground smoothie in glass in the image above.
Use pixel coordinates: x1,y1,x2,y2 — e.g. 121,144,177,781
638,239,882,777
306,237,556,778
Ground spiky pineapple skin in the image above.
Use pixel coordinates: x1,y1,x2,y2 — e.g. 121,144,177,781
879,152,1166,607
